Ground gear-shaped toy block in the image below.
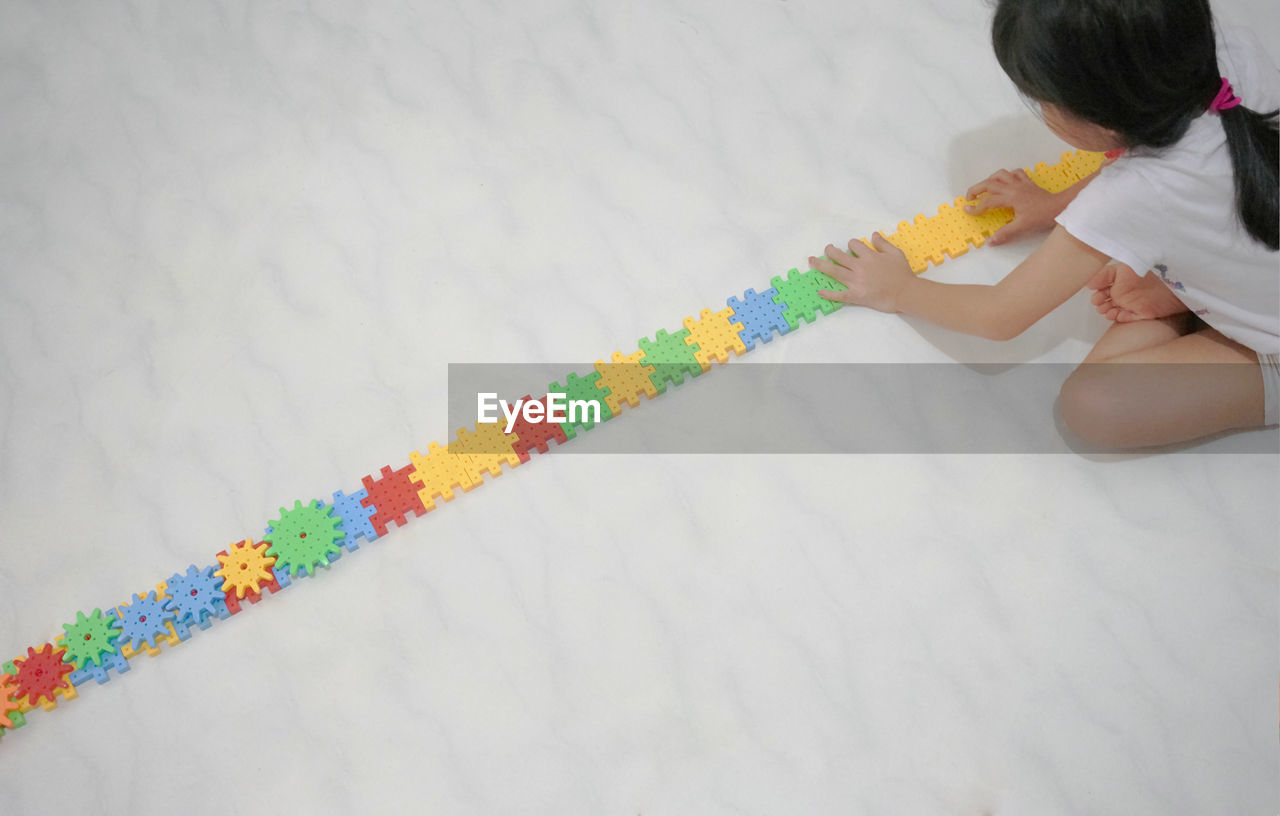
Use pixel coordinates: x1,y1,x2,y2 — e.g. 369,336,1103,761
770,268,845,332
57,608,123,670
9,645,77,711
681,307,746,371
1,673,22,729
113,591,181,657
160,565,231,639
362,463,431,535
408,444,481,512
454,421,524,481
56,607,133,685
330,488,379,551
1,660,30,718
548,371,613,440
215,539,285,615
594,350,659,415
727,287,790,351
264,500,346,578
638,328,703,393
504,395,569,459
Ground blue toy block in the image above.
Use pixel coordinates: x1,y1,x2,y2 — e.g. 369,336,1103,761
727,287,791,351
330,488,379,551
68,651,132,686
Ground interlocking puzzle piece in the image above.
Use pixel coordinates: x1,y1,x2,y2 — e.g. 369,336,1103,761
408,444,481,512
884,149,1105,274
330,488,379,551
118,620,185,658
594,350,659,415
1027,150,1104,193
504,394,569,459
161,565,230,638
681,307,746,370
9,645,76,711
454,421,524,481
726,287,790,351
769,268,845,331
954,195,1015,246
883,212,936,272
931,200,984,262
1,674,22,729
67,650,131,686
363,463,432,535
215,539,285,614
638,327,703,393
548,371,613,440
263,500,346,578
112,591,178,655
57,608,122,670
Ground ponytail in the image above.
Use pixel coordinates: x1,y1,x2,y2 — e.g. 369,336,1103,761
1218,104,1279,251
990,0,1279,252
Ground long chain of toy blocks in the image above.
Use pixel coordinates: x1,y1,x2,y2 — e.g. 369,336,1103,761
0,150,1104,740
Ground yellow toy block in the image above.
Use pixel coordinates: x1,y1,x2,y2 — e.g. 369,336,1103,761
214,539,278,600
116,620,182,659
681,308,747,371
594,350,659,415
884,213,937,274
1027,149,1105,193
881,150,1105,274
409,442,481,510
453,422,524,481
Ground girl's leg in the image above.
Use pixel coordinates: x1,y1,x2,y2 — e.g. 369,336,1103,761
1060,324,1266,448
1081,312,1199,364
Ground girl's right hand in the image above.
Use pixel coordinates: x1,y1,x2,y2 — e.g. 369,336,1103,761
964,168,1066,246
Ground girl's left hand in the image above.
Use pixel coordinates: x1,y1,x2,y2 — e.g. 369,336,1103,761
812,232,915,314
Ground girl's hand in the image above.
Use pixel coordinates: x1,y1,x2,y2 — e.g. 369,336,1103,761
964,168,1066,246
1086,262,1190,322
812,232,915,314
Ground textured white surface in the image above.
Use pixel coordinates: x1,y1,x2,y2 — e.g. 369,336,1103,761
1,1,1277,813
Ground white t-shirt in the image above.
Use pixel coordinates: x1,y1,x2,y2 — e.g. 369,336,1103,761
1055,25,1280,355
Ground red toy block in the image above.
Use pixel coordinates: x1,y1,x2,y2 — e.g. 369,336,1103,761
360,463,429,538
504,394,569,460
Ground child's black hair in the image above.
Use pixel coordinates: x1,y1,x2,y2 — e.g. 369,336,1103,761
991,0,1278,250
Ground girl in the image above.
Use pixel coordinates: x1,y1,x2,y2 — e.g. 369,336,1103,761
811,0,1279,449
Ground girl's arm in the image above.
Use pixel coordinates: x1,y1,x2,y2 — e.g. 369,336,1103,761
814,225,1110,341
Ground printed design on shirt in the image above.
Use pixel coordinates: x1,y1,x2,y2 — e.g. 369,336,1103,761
1154,263,1184,291
1193,308,1210,316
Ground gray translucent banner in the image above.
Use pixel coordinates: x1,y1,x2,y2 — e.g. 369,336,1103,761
446,363,1278,454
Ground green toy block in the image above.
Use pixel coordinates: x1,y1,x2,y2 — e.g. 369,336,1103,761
638,328,703,394
770,267,846,331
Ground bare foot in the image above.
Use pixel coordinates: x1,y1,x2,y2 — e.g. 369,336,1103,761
1086,262,1189,323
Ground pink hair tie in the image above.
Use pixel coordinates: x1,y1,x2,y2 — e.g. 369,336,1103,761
1208,77,1242,112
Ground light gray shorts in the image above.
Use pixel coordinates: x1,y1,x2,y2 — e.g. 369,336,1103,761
1261,352,1280,427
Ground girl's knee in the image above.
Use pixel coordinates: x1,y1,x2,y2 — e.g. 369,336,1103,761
1059,367,1132,447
